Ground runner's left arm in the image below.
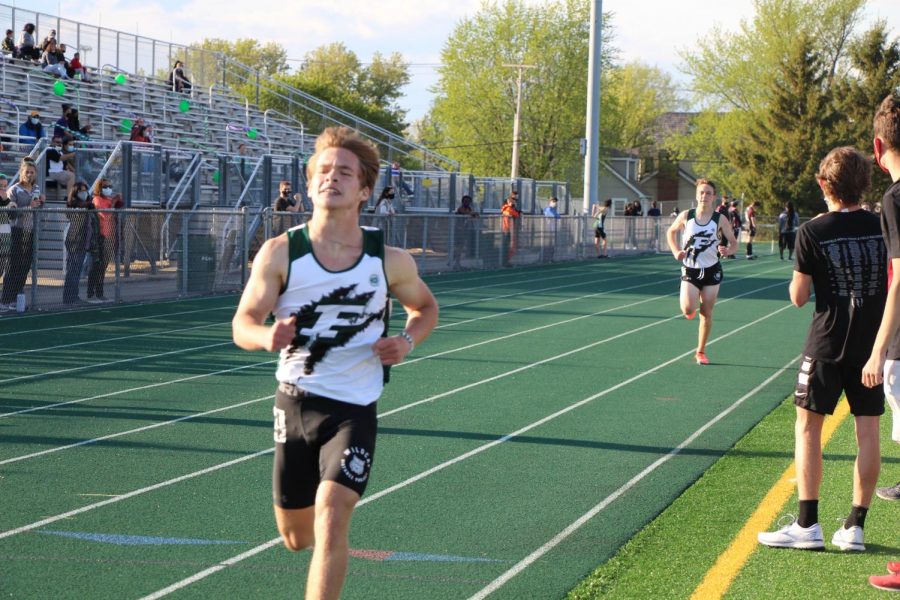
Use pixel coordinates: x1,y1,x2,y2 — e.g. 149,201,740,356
375,246,439,365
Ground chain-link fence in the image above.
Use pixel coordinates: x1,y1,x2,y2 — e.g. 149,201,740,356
0,206,677,313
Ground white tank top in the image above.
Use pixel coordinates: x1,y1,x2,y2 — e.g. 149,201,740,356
273,225,390,406
681,209,721,269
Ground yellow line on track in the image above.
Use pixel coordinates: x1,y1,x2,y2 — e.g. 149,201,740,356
691,398,851,599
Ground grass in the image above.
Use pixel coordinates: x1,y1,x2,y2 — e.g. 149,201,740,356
568,396,900,599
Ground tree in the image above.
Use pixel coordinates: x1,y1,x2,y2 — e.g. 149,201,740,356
603,62,681,153
733,34,845,214
423,0,616,182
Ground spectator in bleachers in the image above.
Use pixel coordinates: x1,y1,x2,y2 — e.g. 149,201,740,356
17,24,39,61
2,29,16,59
1,159,44,311
69,51,90,82
390,160,414,197
18,110,44,146
66,108,86,139
0,174,11,283
41,40,69,79
39,29,56,52
54,104,72,140
167,61,191,93
63,180,95,305
46,135,76,199
129,118,151,143
87,177,122,303
56,43,75,79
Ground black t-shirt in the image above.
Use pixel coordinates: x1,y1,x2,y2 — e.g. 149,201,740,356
273,195,295,211
796,209,886,363
880,180,900,359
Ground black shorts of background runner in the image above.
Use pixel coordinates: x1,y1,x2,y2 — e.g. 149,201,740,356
680,262,723,290
794,356,884,416
272,383,378,509
594,226,606,240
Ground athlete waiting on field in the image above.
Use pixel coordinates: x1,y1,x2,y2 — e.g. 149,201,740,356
592,198,611,258
861,94,900,592
758,146,886,553
666,178,737,365
232,126,438,600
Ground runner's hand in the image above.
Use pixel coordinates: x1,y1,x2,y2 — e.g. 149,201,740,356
673,250,686,261
266,317,296,352
373,336,412,366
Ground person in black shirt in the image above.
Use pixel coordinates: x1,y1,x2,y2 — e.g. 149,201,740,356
863,92,900,593
759,146,886,553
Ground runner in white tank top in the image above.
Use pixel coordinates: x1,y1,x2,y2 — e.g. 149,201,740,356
666,179,738,365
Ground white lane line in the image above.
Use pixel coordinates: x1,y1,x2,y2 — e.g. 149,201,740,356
467,353,802,600
0,450,273,541
0,394,274,466
135,288,795,599
0,294,234,325
0,341,233,385
0,360,275,419
0,321,231,358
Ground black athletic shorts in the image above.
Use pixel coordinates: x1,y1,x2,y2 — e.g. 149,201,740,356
748,226,757,237
272,382,378,509
680,262,723,290
794,356,884,416
594,226,606,240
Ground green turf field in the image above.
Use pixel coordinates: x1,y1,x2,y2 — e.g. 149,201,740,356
3,254,865,599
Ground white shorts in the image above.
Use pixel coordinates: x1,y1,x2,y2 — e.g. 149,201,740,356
884,360,900,442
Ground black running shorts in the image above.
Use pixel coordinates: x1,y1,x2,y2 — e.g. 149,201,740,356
794,356,884,416
594,226,606,240
680,262,723,290
272,382,378,509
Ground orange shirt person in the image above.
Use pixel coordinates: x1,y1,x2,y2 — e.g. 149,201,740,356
500,191,521,266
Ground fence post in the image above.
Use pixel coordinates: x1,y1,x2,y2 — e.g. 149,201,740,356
181,215,189,293
241,206,249,286
114,209,123,302
29,209,39,310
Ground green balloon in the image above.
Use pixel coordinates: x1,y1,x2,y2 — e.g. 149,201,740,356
178,99,190,113
212,170,220,184
119,118,133,133
114,73,127,85
52,80,66,96
246,128,258,140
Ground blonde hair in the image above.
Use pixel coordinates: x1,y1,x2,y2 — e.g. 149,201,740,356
817,146,871,205
306,127,380,193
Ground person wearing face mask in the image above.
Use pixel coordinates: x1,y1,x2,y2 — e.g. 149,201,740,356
63,181,96,304
1,160,44,311
273,180,302,235
18,111,44,146
87,179,123,303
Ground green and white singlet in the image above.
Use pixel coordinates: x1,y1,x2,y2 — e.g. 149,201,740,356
681,209,721,269
273,225,390,406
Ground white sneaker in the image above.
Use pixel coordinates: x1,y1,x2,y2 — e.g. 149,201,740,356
758,521,824,550
831,525,865,551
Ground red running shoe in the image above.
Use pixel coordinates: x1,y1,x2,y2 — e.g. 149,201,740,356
695,352,709,365
888,562,900,574
870,573,900,591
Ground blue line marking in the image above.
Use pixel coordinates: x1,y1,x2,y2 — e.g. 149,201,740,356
39,530,248,546
385,552,504,563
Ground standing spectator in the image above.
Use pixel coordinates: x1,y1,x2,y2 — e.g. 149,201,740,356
0,174,11,283
745,200,760,259
727,200,742,259
45,136,75,199
647,200,661,251
87,178,122,303
453,194,478,268
778,201,800,260
758,147,886,553
500,190,521,267
2,29,16,58
1,159,44,311
717,194,730,216
273,180,301,235
167,60,191,93
863,92,900,593
592,198,611,258
19,111,44,146
543,196,561,261
69,52,90,81
63,181,95,305
16,23,39,61
646,200,661,217
623,200,637,249
40,40,69,79
374,186,397,245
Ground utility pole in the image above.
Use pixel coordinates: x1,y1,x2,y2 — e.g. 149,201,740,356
582,1,603,214
503,63,536,181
